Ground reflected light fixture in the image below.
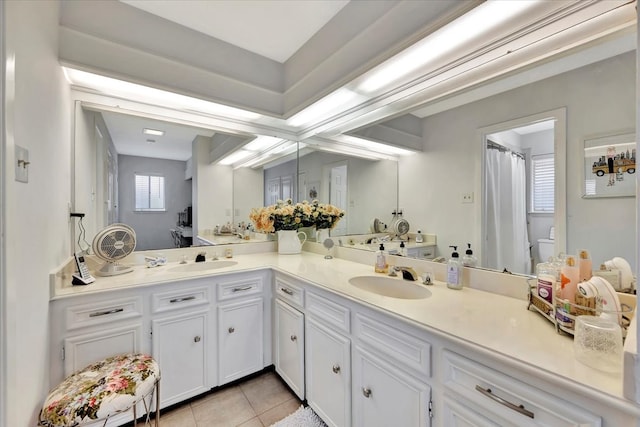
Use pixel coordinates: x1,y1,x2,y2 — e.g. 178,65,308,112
286,88,365,128
218,136,289,167
358,1,541,93
338,135,415,156
143,128,164,136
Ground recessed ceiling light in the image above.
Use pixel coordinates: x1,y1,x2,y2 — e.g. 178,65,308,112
143,128,165,136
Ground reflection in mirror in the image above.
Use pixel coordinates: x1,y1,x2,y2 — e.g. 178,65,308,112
73,104,265,251
483,117,558,276
297,149,398,236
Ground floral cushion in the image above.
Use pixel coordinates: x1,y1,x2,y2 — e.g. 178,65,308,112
39,353,160,427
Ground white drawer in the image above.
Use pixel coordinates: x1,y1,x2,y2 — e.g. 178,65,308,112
306,291,350,334
442,350,601,426
275,276,304,308
355,313,431,377
151,286,210,314
65,296,143,330
217,276,263,301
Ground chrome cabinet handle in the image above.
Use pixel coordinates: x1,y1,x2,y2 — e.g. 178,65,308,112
194,336,201,342
228,327,235,333
362,387,372,398
232,286,253,292
170,296,196,303
332,364,341,374
290,334,297,342
280,287,294,295
475,385,534,419
89,308,124,317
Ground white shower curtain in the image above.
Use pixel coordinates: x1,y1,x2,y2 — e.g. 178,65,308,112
485,147,531,274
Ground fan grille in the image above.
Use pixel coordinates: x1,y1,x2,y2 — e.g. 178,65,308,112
93,224,137,262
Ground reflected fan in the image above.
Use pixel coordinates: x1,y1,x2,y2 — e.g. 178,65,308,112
92,223,136,276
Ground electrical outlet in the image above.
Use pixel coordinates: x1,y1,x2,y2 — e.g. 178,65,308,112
462,192,474,203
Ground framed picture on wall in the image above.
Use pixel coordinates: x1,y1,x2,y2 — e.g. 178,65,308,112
583,132,636,198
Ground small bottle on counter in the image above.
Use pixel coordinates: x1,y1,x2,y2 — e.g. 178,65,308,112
447,246,463,290
415,230,424,243
560,255,579,303
578,249,592,282
375,243,389,274
462,243,477,267
536,260,558,304
399,241,407,257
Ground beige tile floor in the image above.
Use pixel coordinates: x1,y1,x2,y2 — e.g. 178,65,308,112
157,371,302,427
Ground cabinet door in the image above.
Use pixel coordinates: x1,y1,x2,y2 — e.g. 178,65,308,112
306,318,351,427
152,310,209,408
353,346,431,427
274,299,305,399
218,297,264,385
63,323,143,377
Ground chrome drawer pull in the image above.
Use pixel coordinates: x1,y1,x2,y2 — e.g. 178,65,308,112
228,327,235,333
89,308,124,317
232,286,253,292
170,296,196,303
280,287,294,295
290,334,297,342
475,385,534,419
194,336,201,342
332,364,341,374
362,387,372,398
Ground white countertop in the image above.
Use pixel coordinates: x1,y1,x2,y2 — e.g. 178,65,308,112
51,250,638,411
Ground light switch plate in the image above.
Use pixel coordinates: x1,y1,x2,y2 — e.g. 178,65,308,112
15,145,29,183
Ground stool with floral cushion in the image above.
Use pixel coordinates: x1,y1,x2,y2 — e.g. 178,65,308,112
38,353,160,426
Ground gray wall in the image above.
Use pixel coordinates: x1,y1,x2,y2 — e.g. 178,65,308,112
118,155,192,250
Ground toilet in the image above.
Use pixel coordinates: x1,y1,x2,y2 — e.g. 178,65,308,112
537,226,555,262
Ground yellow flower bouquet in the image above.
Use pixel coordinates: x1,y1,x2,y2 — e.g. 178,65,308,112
250,199,345,232
250,199,314,232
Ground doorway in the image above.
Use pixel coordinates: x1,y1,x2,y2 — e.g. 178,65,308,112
478,109,566,275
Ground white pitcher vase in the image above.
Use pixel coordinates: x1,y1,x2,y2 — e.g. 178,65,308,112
277,230,307,254
316,228,330,243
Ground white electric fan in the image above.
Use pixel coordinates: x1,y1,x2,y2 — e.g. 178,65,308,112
92,223,137,276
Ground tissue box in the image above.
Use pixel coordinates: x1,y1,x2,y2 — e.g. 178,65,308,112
593,268,622,290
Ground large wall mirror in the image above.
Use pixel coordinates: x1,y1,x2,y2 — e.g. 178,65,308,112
72,101,399,251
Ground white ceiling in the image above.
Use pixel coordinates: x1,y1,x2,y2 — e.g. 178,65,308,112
119,0,350,63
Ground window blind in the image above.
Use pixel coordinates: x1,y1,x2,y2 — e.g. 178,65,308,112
135,174,165,211
531,155,554,212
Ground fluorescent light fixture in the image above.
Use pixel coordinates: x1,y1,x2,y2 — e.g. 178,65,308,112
63,67,261,120
218,149,254,165
340,135,415,156
243,136,283,151
287,88,365,128
359,1,541,93
143,128,164,136
235,140,298,169
307,143,391,161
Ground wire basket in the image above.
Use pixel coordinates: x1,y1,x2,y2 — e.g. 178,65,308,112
528,284,635,339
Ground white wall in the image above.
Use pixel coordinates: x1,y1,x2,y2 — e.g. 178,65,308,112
399,51,635,270
3,1,71,425
233,167,263,227
118,155,192,250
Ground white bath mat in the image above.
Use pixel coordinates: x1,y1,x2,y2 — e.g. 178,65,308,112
269,405,327,427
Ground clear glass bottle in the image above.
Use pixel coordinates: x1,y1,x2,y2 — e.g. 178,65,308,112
447,246,463,290
462,243,477,267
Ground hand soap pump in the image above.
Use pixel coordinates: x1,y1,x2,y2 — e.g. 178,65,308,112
375,243,389,274
415,230,424,243
447,245,463,290
462,243,477,267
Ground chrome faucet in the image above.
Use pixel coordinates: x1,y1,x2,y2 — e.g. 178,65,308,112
391,266,418,281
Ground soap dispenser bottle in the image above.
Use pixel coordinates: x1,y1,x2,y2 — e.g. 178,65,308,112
375,243,389,274
462,243,477,267
447,245,463,290
415,230,424,243
399,241,407,257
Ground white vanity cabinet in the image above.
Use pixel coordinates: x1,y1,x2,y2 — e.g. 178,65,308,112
273,276,305,399
305,292,352,427
352,312,432,427
150,284,211,408
217,274,265,385
440,350,602,427
49,291,146,383
406,244,436,260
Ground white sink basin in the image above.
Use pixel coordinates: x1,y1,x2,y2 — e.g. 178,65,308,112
348,276,432,299
169,260,237,273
